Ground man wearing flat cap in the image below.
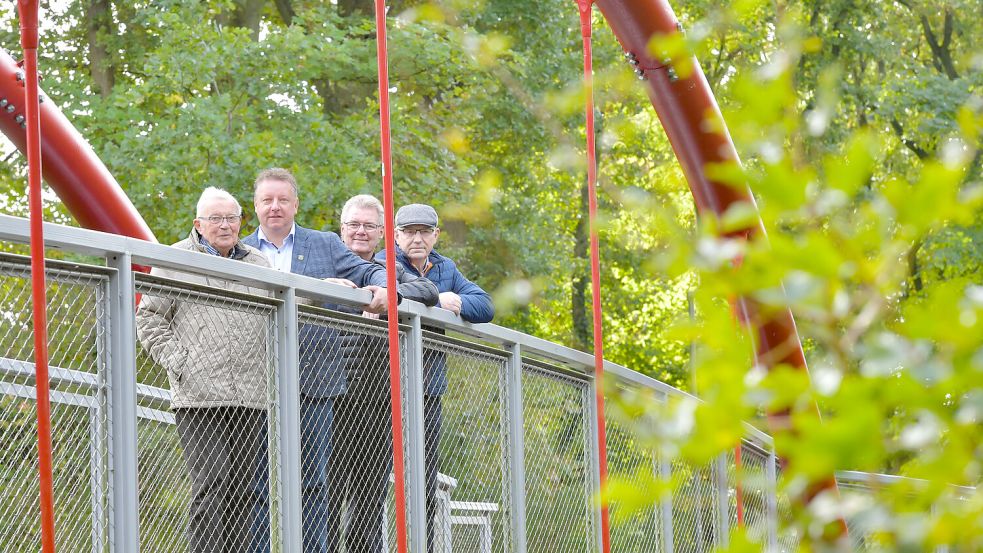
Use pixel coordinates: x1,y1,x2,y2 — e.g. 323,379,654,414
377,203,494,549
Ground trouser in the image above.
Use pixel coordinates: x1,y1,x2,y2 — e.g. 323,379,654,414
327,392,392,552
249,396,334,553
175,406,266,553
424,396,443,551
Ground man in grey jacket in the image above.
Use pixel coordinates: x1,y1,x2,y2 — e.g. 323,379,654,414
137,187,271,552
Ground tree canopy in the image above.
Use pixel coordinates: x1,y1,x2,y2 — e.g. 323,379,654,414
0,0,980,549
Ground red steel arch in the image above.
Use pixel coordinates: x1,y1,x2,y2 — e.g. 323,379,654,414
2,0,843,547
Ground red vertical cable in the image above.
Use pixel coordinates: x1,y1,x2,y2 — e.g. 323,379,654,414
17,1,56,552
575,2,612,551
372,2,408,552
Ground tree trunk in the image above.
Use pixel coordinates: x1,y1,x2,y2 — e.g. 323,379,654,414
86,0,116,97
920,10,959,80
572,180,591,351
340,0,373,17
273,0,296,25
217,0,266,38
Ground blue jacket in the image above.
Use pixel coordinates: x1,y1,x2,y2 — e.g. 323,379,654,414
244,225,388,398
377,246,494,395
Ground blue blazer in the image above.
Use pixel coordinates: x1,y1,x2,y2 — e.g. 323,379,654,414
244,225,387,398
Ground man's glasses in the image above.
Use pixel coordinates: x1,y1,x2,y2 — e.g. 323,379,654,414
198,215,242,225
397,227,436,238
343,222,382,232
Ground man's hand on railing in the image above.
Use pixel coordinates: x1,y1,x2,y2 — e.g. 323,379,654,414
363,285,388,314
323,277,357,289
438,291,462,315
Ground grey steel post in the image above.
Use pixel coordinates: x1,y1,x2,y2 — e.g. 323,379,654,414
766,448,778,552
506,343,527,553
88,407,106,552
714,452,730,547
107,253,138,552
405,314,428,552
276,288,302,552
658,445,674,552
587,378,604,552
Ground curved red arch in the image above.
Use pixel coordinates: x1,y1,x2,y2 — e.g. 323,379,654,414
1,0,843,542
0,49,155,243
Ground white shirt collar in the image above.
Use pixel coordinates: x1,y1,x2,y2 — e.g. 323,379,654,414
257,223,296,248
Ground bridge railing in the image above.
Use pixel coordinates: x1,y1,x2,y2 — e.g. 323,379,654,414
2,213,961,552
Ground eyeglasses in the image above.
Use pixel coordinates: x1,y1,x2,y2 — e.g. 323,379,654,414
198,215,242,225
397,227,436,238
343,222,382,232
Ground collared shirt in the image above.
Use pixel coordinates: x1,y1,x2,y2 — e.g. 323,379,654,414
257,224,296,272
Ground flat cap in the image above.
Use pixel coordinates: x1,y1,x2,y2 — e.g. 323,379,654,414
395,204,438,228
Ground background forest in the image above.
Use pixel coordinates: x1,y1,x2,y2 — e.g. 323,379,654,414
0,0,980,550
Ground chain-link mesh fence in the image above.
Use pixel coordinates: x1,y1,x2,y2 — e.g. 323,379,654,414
604,390,663,553
669,459,718,553
726,442,772,546
135,273,278,553
774,460,800,552
0,255,110,552
297,305,408,553
0,244,873,553
521,361,594,553
423,333,511,553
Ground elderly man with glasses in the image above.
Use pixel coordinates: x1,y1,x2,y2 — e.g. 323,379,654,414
378,203,494,550
323,194,439,552
136,186,272,552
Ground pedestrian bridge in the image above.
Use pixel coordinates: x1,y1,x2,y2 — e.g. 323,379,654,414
0,214,944,552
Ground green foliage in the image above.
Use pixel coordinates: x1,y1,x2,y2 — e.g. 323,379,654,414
0,0,980,549
603,1,982,550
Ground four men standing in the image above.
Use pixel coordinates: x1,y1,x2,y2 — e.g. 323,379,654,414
138,170,492,552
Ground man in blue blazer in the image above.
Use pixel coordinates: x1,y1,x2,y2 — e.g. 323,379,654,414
243,168,391,552
377,203,494,550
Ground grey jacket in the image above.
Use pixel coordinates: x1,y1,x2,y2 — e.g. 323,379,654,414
136,230,272,410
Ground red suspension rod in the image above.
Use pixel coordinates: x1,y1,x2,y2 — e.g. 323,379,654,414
17,1,56,551
372,2,409,552
574,2,612,552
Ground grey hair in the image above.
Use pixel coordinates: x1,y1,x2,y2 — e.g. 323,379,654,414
196,187,242,217
340,194,385,229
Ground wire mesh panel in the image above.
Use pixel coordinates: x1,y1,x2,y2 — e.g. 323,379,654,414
604,400,662,552
727,442,772,547
670,460,718,553
0,256,111,552
422,334,511,553
835,481,888,551
297,306,407,553
774,460,800,552
521,362,594,553
135,275,278,552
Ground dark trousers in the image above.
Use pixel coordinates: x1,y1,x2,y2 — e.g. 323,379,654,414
300,396,334,552
424,396,443,551
327,393,392,552
249,396,334,553
175,407,266,553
